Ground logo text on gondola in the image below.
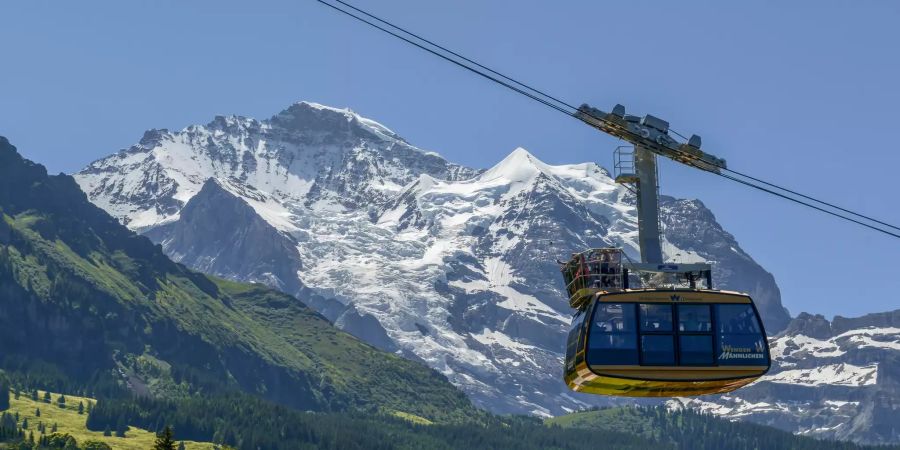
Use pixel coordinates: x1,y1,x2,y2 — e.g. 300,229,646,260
718,345,766,360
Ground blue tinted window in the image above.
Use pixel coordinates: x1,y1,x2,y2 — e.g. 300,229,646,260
678,304,712,332
718,304,761,334
716,304,768,366
640,304,673,332
594,303,636,333
641,335,675,365
592,334,638,350
588,303,638,365
679,335,714,365
565,310,585,370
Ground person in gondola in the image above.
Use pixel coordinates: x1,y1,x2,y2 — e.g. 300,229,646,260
599,251,615,288
586,251,600,288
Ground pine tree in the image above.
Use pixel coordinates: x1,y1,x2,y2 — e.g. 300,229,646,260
21,418,28,429
115,417,127,438
77,401,84,415
30,389,38,401
42,391,51,403
57,394,67,408
13,389,20,400
103,425,111,437
178,442,186,450
0,412,14,434
153,425,177,450
35,408,40,417
0,379,8,410
51,422,58,433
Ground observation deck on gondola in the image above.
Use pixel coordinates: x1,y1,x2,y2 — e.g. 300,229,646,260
561,248,715,310
561,248,627,309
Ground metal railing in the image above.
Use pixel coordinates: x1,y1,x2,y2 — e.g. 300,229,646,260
613,146,636,180
560,249,627,307
561,248,717,309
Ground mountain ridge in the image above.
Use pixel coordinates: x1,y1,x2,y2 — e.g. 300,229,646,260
74,101,791,416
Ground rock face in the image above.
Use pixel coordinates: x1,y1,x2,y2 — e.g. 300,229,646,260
74,101,791,416
144,178,303,295
670,310,900,445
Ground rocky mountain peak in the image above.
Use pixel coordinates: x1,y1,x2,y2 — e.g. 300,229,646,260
270,101,355,131
269,101,401,142
75,101,477,228
782,312,833,339
205,114,262,134
143,176,303,295
479,147,554,184
833,309,900,336
0,137,29,169
138,128,171,148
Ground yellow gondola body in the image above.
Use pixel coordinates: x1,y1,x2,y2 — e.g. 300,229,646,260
561,250,771,398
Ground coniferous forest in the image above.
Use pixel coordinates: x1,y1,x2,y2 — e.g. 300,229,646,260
2,378,899,450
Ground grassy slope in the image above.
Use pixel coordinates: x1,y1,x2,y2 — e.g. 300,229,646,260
4,389,213,450
0,137,474,423
221,279,478,422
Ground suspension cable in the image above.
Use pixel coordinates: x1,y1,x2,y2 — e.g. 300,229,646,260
328,0,580,114
716,172,900,239
720,166,900,232
316,0,576,119
317,0,900,240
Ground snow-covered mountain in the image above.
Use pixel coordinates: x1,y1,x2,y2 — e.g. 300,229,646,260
670,310,900,445
76,102,477,231
74,101,791,416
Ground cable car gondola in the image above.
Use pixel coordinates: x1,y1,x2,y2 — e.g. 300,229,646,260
561,249,770,397
557,104,772,397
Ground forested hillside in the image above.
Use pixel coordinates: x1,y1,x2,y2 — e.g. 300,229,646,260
2,384,898,450
548,406,900,450
0,135,473,425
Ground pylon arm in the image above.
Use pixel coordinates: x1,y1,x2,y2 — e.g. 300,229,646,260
627,262,715,290
627,262,712,273
576,104,727,174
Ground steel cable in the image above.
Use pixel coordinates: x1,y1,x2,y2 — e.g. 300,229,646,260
318,0,900,240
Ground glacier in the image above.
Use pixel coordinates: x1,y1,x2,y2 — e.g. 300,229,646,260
76,100,795,416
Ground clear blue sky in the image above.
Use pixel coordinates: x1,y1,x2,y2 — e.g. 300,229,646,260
2,1,898,319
